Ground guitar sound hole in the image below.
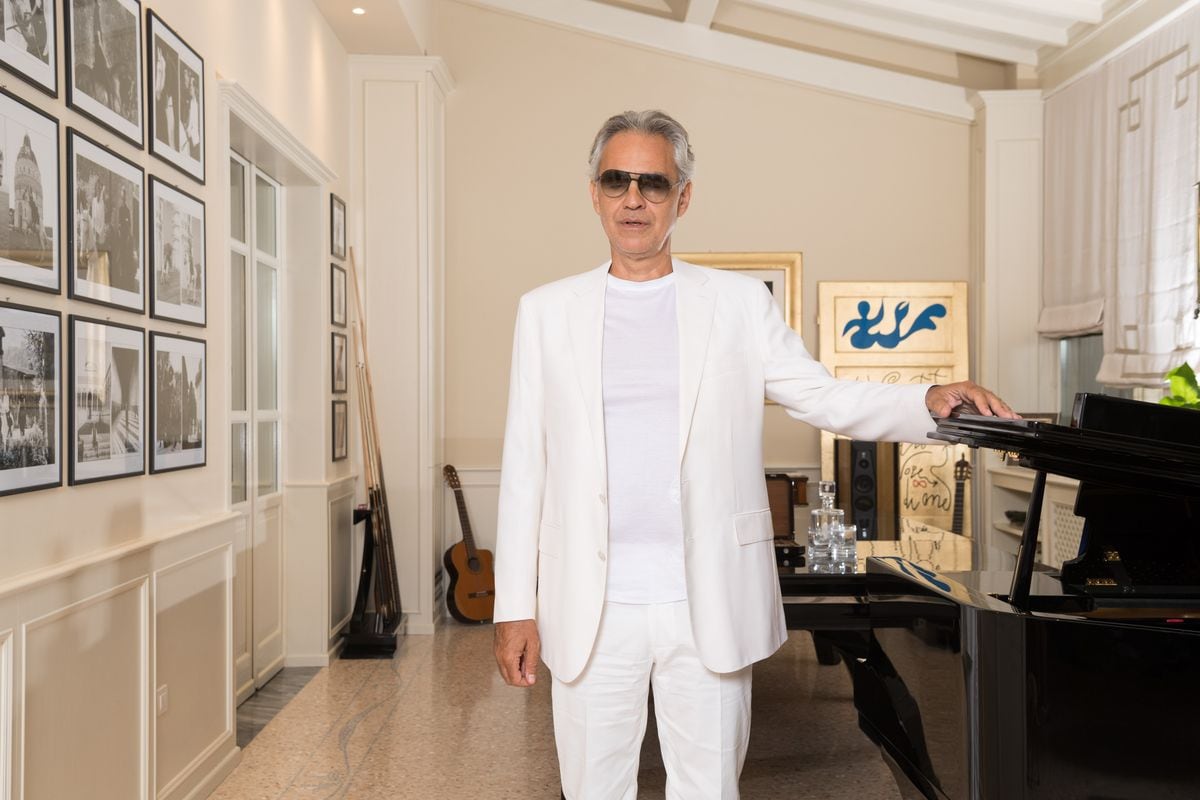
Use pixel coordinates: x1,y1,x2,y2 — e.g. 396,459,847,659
468,557,481,573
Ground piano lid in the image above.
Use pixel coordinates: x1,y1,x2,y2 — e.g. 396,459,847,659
929,394,1200,496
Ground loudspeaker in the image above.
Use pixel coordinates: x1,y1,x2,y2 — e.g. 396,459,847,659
834,440,899,540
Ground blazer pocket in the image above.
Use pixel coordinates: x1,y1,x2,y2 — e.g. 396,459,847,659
538,522,561,558
733,508,773,545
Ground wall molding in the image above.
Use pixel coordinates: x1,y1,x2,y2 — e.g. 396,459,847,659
0,513,239,604
0,630,8,800
456,0,975,121
217,80,337,185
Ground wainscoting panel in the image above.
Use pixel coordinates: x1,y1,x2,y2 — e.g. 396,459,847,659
329,489,355,638
0,630,10,800
155,545,233,797
23,578,149,800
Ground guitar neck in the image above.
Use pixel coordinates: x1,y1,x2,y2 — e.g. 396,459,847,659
952,481,965,534
453,488,478,557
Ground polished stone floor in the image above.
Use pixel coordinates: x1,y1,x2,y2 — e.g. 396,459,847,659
212,625,902,799
237,668,323,748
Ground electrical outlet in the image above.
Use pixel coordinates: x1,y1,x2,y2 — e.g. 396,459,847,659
156,685,169,716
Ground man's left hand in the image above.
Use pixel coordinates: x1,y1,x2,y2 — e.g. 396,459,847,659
926,381,1019,419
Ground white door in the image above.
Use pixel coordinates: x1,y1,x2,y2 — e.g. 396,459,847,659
230,152,285,702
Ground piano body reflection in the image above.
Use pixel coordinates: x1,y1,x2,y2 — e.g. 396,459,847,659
851,394,1200,799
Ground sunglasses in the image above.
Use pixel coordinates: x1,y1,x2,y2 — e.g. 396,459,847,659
596,169,680,203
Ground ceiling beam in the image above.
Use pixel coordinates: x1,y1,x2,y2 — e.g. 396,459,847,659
983,0,1104,24
685,0,722,26
458,0,976,119
744,0,1041,64
805,0,1070,45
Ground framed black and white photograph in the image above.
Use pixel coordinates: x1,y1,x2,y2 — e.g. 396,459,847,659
150,331,203,473
69,316,143,484
146,11,203,183
332,399,347,461
0,0,57,96
0,301,60,496
330,193,345,259
64,0,143,147
68,128,145,312
331,263,346,327
150,176,205,326
331,331,347,393
0,87,60,293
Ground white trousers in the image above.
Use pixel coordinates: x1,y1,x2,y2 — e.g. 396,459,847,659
552,600,752,799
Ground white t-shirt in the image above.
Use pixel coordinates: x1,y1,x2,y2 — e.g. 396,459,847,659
601,271,687,604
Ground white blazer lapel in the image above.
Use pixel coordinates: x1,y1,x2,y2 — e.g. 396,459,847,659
567,264,610,487
674,260,716,467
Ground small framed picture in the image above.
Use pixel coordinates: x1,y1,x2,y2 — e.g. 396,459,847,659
0,301,61,496
69,315,144,484
146,10,204,183
64,0,144,148
0,87,61,293
331,263,347,327
330,193,346,259
0,0,58,96
331,331,347,393
150,176,205,326
67,128,146,312
150,331,205,473
332,399,347,461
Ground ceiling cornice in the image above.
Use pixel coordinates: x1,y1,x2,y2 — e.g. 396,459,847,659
457,0,977,121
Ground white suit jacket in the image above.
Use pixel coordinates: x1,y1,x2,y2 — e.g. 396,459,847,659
494,260,937,683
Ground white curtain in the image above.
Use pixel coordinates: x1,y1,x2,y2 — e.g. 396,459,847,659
1042,8,1200,385
1041,68,1113,338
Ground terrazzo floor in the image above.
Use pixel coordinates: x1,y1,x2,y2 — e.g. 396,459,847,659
212,626,903,799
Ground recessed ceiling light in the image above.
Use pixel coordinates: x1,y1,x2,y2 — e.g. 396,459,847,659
352,6,366,14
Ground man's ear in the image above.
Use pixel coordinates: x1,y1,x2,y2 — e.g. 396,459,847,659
676,181,693,217
589,178,601,214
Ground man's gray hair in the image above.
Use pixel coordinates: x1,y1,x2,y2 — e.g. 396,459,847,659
587,110,695,184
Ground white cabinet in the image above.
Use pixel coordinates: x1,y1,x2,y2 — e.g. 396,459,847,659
985,462,1084,571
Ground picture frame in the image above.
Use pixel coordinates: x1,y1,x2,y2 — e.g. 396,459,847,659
332,399,347,461
64,0,144,148
0,301,61,496
0,0,58,96
69,315,144,484
149,331,204,473
674,252,803,332
331,331,347,393
149,175,205,326
146,10,204,183
67,127,145,312
0,86,61,293
331,263,347,327
330,193,346,259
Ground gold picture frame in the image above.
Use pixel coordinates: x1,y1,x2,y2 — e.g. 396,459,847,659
675,252,803,332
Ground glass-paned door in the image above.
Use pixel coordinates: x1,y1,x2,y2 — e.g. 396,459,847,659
230,151,284,702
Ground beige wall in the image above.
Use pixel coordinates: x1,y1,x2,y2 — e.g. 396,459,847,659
434,0,971,470
0,0,351,581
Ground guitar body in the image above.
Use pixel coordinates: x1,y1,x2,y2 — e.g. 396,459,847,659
443,542,495,624
442,464,496,624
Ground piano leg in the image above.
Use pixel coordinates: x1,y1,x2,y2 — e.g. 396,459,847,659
811,632,841,665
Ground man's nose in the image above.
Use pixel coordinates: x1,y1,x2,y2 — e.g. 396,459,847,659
622,182,646,208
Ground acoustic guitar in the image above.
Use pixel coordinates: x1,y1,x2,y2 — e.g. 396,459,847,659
442,465,496,624
951,455,972,535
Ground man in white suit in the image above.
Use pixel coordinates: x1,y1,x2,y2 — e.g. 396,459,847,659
493,110,1014,799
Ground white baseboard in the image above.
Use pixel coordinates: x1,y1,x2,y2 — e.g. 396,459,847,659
169,745,242,800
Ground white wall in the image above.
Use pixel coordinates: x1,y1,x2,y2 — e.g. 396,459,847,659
0,1,356,796
432,0,973,477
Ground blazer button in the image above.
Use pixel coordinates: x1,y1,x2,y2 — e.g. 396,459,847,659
597,550,606,562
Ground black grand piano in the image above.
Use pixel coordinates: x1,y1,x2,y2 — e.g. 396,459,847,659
842,393,1200,799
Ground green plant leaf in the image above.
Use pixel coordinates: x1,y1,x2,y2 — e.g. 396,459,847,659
1165,363,1200,405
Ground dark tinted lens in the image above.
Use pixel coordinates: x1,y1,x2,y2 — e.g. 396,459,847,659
599,170,632,197
636,173,673,201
